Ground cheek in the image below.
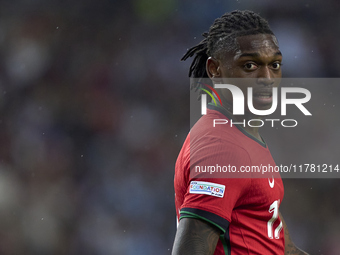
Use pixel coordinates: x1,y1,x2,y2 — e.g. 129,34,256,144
273,78,281,87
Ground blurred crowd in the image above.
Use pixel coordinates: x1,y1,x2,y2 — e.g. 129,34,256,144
0,0,339,254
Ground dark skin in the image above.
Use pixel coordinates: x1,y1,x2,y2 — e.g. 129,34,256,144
172,218,221,255
172,34,309,255
207,34,282,141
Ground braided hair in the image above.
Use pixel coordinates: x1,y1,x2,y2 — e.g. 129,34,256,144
182,10,274,95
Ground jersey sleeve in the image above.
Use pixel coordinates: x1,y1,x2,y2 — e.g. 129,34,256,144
179,136,252,232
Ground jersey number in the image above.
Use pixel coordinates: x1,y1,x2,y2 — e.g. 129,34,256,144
267,200,283,239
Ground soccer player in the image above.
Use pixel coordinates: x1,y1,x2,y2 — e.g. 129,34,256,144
172,10,309,255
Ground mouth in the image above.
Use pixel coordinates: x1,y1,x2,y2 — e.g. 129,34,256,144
254,92,272,98
252,90,273,105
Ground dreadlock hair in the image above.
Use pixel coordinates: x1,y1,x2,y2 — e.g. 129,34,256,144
182,10,275,96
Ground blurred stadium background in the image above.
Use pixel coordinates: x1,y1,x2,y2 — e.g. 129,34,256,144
0,0,339,254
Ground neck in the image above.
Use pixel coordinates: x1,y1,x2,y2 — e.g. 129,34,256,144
214,95,263,142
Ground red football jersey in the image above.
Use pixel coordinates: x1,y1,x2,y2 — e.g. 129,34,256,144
174,105,285,254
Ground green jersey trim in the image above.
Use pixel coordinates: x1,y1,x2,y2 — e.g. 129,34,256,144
180,211,226,233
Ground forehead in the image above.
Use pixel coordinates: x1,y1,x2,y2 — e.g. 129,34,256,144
234,34,279,56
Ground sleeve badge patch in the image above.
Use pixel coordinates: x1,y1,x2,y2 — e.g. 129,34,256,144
189,181,225,198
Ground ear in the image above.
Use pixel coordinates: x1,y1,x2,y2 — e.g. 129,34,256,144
206,57,221,79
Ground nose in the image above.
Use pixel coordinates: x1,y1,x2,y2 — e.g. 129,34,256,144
257,66,274,86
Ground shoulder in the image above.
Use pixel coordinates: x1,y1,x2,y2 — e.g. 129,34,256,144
190,109,246,148
189,112,251,164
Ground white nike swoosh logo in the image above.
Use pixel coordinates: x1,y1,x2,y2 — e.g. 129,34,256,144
268,176,275,188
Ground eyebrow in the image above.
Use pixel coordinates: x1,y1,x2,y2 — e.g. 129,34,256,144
238,51,282,58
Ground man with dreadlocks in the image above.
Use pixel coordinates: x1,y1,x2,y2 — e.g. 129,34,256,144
172,10,309,255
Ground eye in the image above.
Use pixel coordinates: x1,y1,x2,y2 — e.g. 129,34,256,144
244,62,258,71
271,62,281,70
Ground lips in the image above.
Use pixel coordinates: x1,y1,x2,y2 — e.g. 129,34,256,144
253,88,273,96
252,88,273,104
254,92,272,98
